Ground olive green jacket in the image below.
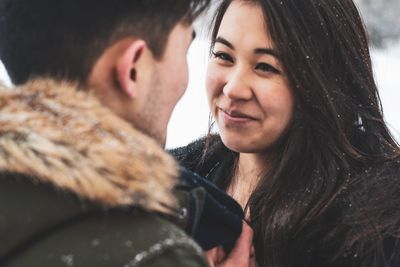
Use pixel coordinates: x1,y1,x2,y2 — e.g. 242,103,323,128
0,79,209,267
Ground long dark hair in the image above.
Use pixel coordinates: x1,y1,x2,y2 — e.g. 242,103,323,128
207,0,400,266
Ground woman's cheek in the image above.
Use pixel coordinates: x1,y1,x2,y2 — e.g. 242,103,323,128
206,66,222,106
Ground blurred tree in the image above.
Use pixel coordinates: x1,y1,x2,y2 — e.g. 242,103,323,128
356,0,400,48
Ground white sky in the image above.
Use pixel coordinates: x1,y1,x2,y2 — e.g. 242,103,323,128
370,42,400,143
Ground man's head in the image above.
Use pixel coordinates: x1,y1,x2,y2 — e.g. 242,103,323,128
0,0,210,146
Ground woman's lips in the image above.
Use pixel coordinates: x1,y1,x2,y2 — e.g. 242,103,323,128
219,108,256,124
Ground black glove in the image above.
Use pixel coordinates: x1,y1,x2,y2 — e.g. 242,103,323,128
177,167,244,252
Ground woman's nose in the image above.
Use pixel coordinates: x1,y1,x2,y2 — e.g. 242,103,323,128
222,69,253,101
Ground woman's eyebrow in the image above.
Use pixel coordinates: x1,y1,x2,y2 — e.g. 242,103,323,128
215,36,279,59
254,48,279,59
215,36,234,49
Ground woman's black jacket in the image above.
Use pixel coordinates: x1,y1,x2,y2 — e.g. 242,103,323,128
171,135,400,267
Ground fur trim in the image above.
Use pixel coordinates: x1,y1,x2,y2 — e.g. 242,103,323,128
0,79,178,213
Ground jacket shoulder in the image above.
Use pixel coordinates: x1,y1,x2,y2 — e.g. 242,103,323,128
169,137,209,170
169,135,229,177
3,209,208,267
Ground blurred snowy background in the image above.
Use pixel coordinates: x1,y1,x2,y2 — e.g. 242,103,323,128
0,1,399,148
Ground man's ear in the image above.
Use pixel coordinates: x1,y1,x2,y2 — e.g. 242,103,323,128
116,40,146,99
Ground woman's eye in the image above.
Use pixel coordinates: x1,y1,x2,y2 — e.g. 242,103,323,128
212,51,233,63
256,63,280,74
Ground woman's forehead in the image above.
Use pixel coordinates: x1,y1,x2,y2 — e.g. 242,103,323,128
217,1,273,49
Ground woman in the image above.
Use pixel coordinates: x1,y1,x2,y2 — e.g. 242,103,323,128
172,0,400,266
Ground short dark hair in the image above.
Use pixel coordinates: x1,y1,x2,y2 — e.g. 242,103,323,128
0,0,210,84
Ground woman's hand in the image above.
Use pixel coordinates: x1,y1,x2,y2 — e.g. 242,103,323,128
205,222,256,267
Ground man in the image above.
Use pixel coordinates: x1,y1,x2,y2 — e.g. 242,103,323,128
0,0,255,266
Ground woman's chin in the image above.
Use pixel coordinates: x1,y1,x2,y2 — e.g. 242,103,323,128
220,134,259,154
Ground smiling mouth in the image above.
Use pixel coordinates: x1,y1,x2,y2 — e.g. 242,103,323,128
219,108,257,123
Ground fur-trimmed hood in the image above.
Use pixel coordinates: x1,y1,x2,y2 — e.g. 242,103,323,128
0,79,178,213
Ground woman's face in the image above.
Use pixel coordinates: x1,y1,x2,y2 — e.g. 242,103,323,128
207,1,295,153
